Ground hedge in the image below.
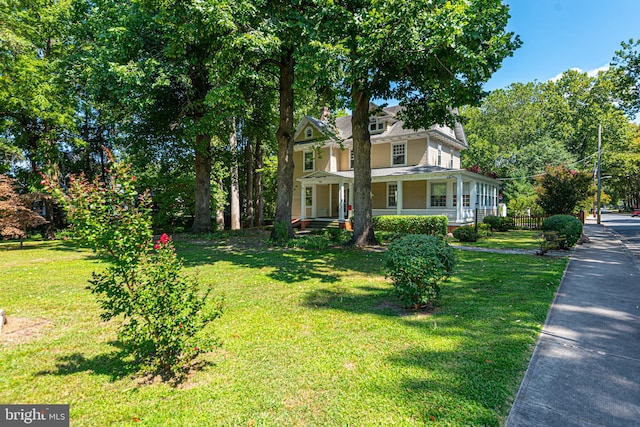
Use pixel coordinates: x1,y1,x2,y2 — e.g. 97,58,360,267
372,215,448,236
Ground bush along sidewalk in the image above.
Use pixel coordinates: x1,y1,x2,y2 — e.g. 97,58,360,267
42,151,223,380
537,214,584,255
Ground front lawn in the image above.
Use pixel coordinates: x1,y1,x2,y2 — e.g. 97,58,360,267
451,229,544,251
0,235,566,426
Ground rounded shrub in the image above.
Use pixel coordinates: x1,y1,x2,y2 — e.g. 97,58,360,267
483,215,512,232
483,215,501,231
384,235,457,308
452,225,479,242
541,214,583,249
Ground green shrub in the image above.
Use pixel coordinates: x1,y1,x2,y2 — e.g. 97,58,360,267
477,223,492,238
483,215,512,232
452,225,479,242
323,227,352,244
483,215,501,231
372,215,448,236
537,230,561,255
288,235,331,250
269,221,291,246
541,214,583,249
384,234,457,308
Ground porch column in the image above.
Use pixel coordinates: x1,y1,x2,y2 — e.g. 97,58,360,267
338,181,345,222
301,183,306,220
348,183,354,218
396,180,402,215
456,176,463,223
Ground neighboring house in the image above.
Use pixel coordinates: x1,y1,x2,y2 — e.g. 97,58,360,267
292,104,500,229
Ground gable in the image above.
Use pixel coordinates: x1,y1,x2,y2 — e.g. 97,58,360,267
293,116,337,144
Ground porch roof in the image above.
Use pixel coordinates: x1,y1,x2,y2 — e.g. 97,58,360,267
298,166,500,185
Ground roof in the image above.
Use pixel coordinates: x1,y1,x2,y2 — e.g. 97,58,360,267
297,104,468,149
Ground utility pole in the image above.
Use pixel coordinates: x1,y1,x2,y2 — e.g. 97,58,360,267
597,124,602,225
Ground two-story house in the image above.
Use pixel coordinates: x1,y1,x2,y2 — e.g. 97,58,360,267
292,104,500,229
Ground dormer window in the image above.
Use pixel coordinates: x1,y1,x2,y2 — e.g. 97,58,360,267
304,127,313,139
369,118,385,134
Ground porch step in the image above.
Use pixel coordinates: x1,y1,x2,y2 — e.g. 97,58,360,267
305,220,341,231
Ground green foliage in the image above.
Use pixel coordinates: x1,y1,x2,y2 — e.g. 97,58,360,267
536,230,562,255
43,154,223,379
452,225,480,242
542,214,583,249
482,215,501,231
483,215,512,232
612,39,640,117
384,235,457,308
269,221,292,246
372,215,448,236
536,164,595,215
476,223,492,238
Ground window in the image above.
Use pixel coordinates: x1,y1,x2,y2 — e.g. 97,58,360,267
392,143,406,166
450,150,455,168
462,182,471,207
303,151,314,171
430,183,446,207
437,144,442,166
369,118,385,133
304,127,313,139
305,187,313,207
350,149,354,169
387,183,397,207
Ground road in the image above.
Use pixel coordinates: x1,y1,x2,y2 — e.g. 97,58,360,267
599,211,640,262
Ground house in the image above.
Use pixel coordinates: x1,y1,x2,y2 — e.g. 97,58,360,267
292,104,500,229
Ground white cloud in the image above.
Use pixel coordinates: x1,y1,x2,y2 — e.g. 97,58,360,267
549,65,610,82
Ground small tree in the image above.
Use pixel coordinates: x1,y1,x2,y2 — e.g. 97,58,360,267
43,154,223,379
535,165,594,215
0,174,47,247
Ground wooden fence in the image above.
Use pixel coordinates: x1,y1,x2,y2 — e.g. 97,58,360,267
509,211,585,230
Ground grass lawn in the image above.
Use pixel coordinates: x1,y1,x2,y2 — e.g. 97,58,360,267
0,233,567,426
450,229,544,251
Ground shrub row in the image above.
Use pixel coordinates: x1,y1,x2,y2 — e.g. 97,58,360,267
373,215,448,236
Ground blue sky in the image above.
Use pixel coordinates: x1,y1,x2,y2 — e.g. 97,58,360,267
485,0,640,91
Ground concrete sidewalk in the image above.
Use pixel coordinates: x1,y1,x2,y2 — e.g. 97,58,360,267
506,224,640,426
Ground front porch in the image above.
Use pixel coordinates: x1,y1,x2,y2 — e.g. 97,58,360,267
295,168,500,228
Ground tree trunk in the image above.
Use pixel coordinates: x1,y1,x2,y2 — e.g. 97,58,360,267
271,46,296,239
245,136,255,228
230,118,241,230
255,135,264,226
43,197,56,239
192,134,212,233
216,176,225,231
349,85,378,246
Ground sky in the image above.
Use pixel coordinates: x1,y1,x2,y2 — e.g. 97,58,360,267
484,0,640,91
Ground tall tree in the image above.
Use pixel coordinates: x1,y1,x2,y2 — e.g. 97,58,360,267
72,0,242,232
328,0,520,246
1,0,77,237
612,39,640,118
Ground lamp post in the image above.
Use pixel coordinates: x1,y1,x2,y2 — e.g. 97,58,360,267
474,202,479,232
